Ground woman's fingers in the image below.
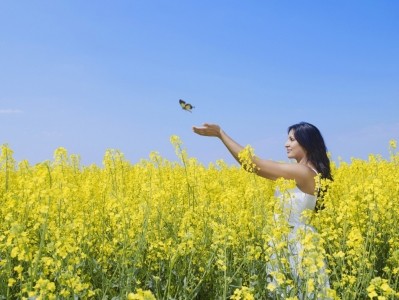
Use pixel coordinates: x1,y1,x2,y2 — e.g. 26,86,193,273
193,127,206,135
192,123,221,137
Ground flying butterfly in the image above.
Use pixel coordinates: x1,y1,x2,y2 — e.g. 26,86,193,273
179,99,194,112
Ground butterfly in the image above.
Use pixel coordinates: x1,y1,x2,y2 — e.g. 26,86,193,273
179,99,194,112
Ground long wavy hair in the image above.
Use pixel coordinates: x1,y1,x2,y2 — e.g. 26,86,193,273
288,122,332,211
288,122,332,181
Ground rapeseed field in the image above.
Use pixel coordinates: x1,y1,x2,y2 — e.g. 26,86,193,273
0,137,398,299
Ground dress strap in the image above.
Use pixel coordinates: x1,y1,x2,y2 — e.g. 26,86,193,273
309,166,318,175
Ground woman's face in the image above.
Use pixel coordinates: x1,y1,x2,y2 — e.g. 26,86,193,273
285,129,307,162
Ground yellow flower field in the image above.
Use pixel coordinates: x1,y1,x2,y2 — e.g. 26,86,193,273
0,137,398,299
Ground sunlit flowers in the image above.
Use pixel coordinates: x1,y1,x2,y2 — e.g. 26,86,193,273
0,138,398,299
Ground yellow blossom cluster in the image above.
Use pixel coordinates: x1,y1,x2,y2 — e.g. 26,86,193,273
0,139,398,299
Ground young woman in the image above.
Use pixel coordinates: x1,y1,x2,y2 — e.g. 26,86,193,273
192,122,332,193
193,121,333,297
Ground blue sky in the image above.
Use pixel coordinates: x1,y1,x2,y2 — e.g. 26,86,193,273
1,1,398,166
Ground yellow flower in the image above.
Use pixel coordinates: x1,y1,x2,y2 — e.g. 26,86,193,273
266,282,277,292
307,278,315,293
230,286,254,300
47,282,56,292
127,289,156,300
14,264,23,273
169,135,182,146
8,278,16,287
60,289,70,297
238,145,257,172
10,246,19,258
368,290,378,298
333,251,345,258
380,282,391,292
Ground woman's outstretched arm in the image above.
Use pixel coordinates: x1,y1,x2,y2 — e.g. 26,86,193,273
192,123,317,193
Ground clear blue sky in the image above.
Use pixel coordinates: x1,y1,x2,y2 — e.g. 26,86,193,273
1,1,398,166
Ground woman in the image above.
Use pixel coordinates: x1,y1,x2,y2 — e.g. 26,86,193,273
192,121,333,298
192,122,332,193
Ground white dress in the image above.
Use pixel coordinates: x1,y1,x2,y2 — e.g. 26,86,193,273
266,181,331,299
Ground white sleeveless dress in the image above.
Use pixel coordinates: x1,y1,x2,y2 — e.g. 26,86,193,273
266,172,331,299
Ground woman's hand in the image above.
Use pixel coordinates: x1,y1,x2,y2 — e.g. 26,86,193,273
192,123,222,138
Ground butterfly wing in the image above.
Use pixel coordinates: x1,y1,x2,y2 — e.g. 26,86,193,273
179,99,186,109
179,99,194,112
